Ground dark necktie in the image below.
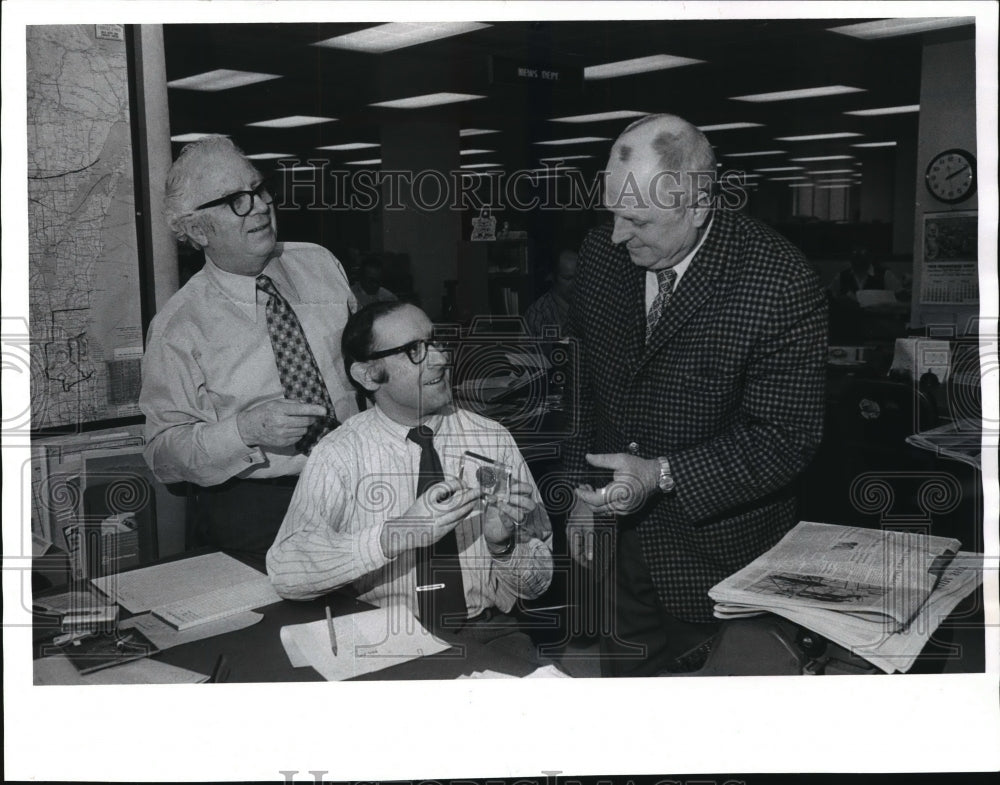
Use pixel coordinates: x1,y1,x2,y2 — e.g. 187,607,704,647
407,425,467,634
256,274,338,454
645,268,678,342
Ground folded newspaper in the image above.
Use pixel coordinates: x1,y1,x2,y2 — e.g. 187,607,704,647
708,521,983,673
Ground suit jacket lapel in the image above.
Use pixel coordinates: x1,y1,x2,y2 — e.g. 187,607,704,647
642,213,729,360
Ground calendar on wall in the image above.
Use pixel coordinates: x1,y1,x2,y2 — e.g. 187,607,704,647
918,210,979,305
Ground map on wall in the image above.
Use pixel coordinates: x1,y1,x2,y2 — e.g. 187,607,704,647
27,24,145,430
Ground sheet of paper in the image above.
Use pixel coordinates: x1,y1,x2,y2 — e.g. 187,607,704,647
119,611,264,650
151,580,281,630
279,606,450,681
855,289,900,308
91,552,273,613
34,655,209,685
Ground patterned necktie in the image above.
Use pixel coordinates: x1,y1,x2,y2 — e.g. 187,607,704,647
645,268,678,342
407,425,467,634
256,274,338,454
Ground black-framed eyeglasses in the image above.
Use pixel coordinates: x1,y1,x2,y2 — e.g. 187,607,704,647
366,338,452,365
193,181,273,217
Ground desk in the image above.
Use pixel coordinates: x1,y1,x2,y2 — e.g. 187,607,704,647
157,595,545,682
33,553,549,683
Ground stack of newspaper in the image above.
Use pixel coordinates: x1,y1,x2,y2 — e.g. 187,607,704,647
709,521,983,673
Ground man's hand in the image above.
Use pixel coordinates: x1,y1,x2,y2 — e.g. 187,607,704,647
575,452,660,515
380,478,482,559
237,399,329,449
482,477,536,550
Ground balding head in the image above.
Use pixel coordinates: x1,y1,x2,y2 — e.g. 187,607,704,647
611,114,716,198
603,113,714,270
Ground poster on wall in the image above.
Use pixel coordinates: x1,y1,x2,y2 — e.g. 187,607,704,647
919,210,979,305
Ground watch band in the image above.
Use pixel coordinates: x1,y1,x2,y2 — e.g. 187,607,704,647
656,456,676,493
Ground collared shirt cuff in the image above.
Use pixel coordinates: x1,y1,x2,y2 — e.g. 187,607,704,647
216,416,265,471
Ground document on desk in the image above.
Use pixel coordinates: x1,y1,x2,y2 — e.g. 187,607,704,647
91,552,281,629
120,610,264,650
280,606,449,681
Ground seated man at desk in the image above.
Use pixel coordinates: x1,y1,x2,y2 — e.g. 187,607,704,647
267,302,553,643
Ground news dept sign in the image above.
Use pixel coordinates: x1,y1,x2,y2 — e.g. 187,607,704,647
489,55,584,91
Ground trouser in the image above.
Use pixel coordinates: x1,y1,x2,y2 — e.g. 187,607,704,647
193,476,298,562
599,526,719,677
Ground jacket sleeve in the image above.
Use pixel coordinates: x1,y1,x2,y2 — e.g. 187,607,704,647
561,229,601,484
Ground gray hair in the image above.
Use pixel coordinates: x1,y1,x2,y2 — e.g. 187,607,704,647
163,135,253,249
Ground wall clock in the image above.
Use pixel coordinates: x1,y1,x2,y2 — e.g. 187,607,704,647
925,148,977,204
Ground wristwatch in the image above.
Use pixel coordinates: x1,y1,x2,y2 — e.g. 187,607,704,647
656,456,676,494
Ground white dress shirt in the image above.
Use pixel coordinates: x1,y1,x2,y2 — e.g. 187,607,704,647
140,242,357,486
266,405,553,619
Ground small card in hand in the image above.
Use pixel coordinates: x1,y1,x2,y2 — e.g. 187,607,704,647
58,628,158,675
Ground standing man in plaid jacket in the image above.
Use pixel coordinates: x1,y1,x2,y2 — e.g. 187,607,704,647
565,114,828,676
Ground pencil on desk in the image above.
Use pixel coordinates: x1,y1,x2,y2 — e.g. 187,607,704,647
325,605,338,656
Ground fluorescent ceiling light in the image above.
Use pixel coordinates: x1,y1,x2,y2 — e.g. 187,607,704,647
775,132,862,142
809,169,854,174
789,183,815,188
817,184,852,189
344,158,382,165
585,54,705,80
534,136,611,146
246,153,295,160
278,165,321,172
460,128,498,137
731,85,865,102
539,155,595,162
551,110,648,123
371,92,486,109
790,155,854,162
167,69,281,91
770,176,808,181
845,105,919,116
170,132,220,142
851,141,898,148
316,142,379,151
698,122,764,132
460,163,503,169
817,178,855,183
725,150,787,158
247,115,336,129
755,166,804,172
828,17,974,39
460,149,495,155
313,22,490,53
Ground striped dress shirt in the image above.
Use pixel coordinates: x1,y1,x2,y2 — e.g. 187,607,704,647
266,405,553,619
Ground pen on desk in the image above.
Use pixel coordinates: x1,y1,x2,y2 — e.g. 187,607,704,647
325,605,338,656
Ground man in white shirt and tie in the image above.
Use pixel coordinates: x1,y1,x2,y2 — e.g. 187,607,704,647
267,301,553,644
140,136,357,558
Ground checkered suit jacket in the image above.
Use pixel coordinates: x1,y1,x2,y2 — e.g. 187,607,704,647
565,208,828,622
